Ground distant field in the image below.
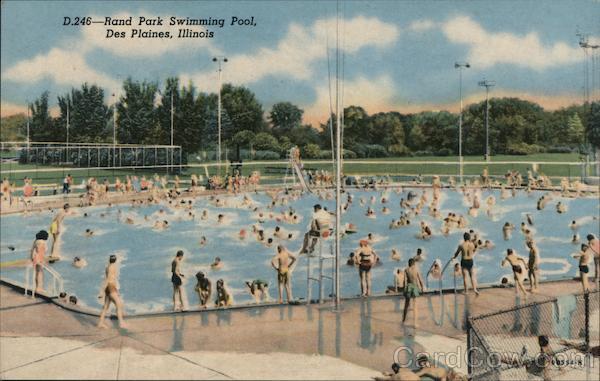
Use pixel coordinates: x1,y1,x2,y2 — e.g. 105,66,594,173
1,153,591,189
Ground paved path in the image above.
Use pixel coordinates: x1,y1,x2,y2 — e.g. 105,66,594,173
0,280,597,379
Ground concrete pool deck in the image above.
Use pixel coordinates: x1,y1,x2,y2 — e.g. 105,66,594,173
1,280,598,380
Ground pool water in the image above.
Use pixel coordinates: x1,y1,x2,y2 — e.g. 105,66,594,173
1,188,598,314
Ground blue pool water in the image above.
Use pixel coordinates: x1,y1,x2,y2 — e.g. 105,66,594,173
1,188,598,314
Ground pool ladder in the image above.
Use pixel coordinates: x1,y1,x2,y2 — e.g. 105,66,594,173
426,257,458,326
306,238,335,304
24,263,65,298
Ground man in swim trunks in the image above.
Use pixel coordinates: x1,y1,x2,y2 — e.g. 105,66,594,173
98,254,127,328
246,279,269,303
402,258,424,325
49,203,69,258
573,244,593,293
354,240,376,297
587,234,600,282
271,245,296,303
526,241,540,292
452,232,479,295
30,230,49,293
194,271,211,308
502,249,528,298
171,250,185,311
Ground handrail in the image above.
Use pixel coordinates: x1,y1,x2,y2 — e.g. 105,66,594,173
24,262,64,298
426,257,456,326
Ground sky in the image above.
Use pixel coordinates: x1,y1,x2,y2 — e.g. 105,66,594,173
1,0,599,125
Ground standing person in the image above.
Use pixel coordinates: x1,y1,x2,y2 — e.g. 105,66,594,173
30,230,49,293
49,203,69,259
452,232,479,295
271,245,297,304
194,271,211,308
97,255,127,328
299,204,331,254
587,234,600,282
402,258,425,325
527,241,540,292
171,250,185,311
62,174,71,194
573,244,593,293
502,249,529,298
354,240,376,297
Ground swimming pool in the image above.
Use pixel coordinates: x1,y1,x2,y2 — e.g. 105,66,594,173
1,187,598,314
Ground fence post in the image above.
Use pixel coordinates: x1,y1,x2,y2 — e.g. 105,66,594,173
584,291,589,349
467,317,473,379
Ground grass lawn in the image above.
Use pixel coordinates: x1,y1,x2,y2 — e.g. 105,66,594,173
0,153,592,189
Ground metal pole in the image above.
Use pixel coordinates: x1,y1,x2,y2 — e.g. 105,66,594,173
485,86,489,162
113,94,117,167
334,0,341,310
459,68,463,182
170,92,174,173
66,101,70,162
217,61,222,176
26,101,30,162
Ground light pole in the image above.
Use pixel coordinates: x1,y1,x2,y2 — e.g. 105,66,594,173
213,56,228,176
455,62,470,183
170,91,174,170
478,79,495,162
112,93,117,167
26,100,30,163
66,100,70,163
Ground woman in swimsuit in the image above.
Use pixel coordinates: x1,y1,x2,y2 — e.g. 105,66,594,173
30,230,48,293
354,240,376,297
98,255,127,328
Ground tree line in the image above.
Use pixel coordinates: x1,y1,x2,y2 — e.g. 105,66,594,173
6,77,600,160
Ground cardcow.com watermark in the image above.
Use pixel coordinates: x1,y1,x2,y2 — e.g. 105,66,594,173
393,346,594,371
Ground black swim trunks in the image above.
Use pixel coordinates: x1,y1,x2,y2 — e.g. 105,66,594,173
579,265,589,274
171,273,182,286
460,258,474,271
512,265,522,274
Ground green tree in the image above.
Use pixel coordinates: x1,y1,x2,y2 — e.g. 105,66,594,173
116,78,158,144
231,130,256,148
155,77,181,145
269,102,303,136
0,114,26,141
251,132,279,151
220,84,265,141
587,101,600,149
29,91,59,141
566,113,585,146
57,84,110,143
303,143,321,159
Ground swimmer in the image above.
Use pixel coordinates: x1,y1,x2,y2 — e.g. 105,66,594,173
215,279,232,307
211,256,223,270
382,207,390,215
354,240,377,297
572,234,580,244
391,248,402,261
526,241,540,292
194,271,211,308
49,203,70,258
171,250,186,311
419,221,432,240
201,210,208,220
154,220,169,229
502,249,528,298
347,252,356,266
200,236,207,246
374,363,419,381
217,214,225,224
526,213,534,226
587,234,599,281
572,244,592,292
402,258,425,325
503,222,514,240
72,256,87,268
452,232,479,295
97,255,127,328
427,259,442,280
556,201,566,214
85,229,94,237
570,220,577,230
30,230,49,293
239,229,247,240
386,268,405,294
245,279,269,303
271,245,297,303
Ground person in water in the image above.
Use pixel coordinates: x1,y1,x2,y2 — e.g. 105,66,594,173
271,245,297,304
171,250,185,311
354,240,376,297
72,256,87,268
402,258,424,325
30,230,49,293
246,279,269,303
211,256,223,270
194,271,211,308
98,255,127,328
452,232,479,295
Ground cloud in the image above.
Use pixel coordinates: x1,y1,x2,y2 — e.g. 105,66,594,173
442,16,582,70
181,16,399,92
3,48,120,90
0,102,26,117
80,12,222,58
303,75,397,125
408,19,437,33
